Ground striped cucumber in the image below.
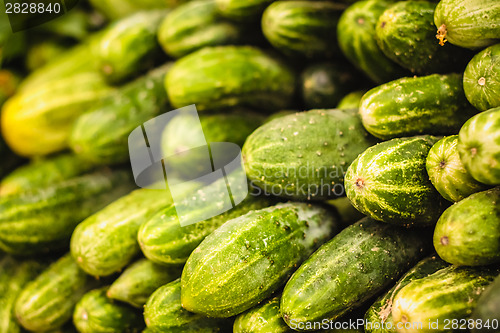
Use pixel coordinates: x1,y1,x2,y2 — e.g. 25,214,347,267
216,0,273,21
234,295,291,333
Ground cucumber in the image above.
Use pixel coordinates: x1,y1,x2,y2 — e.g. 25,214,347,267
345,136,446,227
326,196,366,229
158,0,246,58
70,64,171,165
107,258,182,308
434,187,500,266
15,254,99,332
0,170,133,255
73,287,144,333
181,202,339,318
71,181,198,277
337,90,367,110
337,0,408,84
25,40,69,72
426,135,488,202
87,0,171,20
360,73,478,140
364,255,449,333
463,43,500,111
458,107,500,185
471,274,500,333
242,109,378,201
262,1,344,58
216,0,274,21
165,46,296,112
97,10,167,84
392,265,499,333
144,278,227,332
375,1,472,75
300,62,358,109
434,0,500,49
233,295,291,333
0,153,95,196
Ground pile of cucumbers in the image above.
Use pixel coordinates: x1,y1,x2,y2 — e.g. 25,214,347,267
0,0,499,332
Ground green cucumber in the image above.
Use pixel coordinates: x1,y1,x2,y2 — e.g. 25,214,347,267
234,295,291,333
326,196,365,229
463,43,500,111
375,1,472,75
337,0,408,84
434,0,500,49
300,62,358,109
262,1,344,58
144,278,227,332
434,187,500,266
392,265,499,333
458,107,500,185
25,40,69,72
165,46,296,111
471,274,500,333
337,90,367,110
0,153,95,196
97,10,167,84
73,287,144,333
181,202,339,318
70,64,171,165
0,170,133,255
87,0,171,20
15,254,99,332
359,73,478,140
345,136,446,227
216,0,273,21
242,109,377,201
364,255,449,333
426,135,488,202
107,259,182,308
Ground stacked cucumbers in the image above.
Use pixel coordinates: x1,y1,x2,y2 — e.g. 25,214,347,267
0,0,499,332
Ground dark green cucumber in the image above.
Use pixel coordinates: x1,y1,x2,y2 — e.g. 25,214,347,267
426,135,488,202
463,43,500,111
165,46,296,112
300,62,358,109
15,254,99,332
97,10,166,84
337,0,408,84
0,153,95,196
345,136,446,227
181,202,339,318
234,295,291,333
392,265,499,333
337,90,367,110
434,187,500,266
73,287,144,333
242,109,377,201
144,279,227,332
471,274,500,333
375,1,472,74
360,73,478,140
70,64,171,165
262,1,344,58
0,170,133,255
107,258,182,308
216,0,274,21
281,217,430,327
434,0,500,49
458,107,500,185
364,255,449,333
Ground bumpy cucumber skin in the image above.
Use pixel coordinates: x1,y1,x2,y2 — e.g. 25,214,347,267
392,266,499,333
107,259,182,308
181,202,339,318
216,0,273,21
471,275,500,333
15,254,98,332
337,90,367,110
464,43,500,111
360,73,478,140
434,0,500,49
364,255,449,333
73,287,144,333
144,279,227,332
165,46,296,112
345,136,446,226
0,170,133,255
243,109,377,201
458,107,500,185
434,187,500,266
234,296,291,333
262,1,344,58
426,135,488,202
337,0,408,84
